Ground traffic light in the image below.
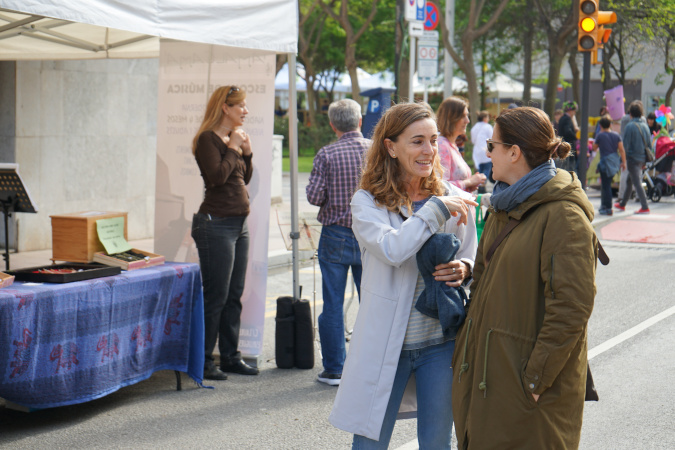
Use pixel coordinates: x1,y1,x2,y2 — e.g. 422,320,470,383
578,1,616,52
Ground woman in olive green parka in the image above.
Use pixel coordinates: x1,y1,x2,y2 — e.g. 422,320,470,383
452,107,598,449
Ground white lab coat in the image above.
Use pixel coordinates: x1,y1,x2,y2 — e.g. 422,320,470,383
329,183,477,440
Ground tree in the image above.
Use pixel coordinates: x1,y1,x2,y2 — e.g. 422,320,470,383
533,0,576,117
439,0,510,123
298,1,326,126
318,0,380,102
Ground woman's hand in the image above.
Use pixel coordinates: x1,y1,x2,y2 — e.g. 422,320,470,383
228,129,246,154
437,196,478,226
433,260,471,287
466,172,487,191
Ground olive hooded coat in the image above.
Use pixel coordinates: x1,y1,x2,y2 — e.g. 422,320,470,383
452,170,598,449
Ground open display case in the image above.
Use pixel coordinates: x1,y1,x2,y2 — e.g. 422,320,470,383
8,263,121,283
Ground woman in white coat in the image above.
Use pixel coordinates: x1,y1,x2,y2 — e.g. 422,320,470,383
329,103,478,448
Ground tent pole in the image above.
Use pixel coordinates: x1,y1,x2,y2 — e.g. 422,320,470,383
288,52,300,299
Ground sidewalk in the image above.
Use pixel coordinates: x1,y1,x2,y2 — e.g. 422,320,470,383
3,172,660,271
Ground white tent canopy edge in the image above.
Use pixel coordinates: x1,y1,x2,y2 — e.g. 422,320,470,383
0,0,297,53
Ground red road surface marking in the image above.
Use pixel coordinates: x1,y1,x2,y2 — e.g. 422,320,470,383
599,215,675,244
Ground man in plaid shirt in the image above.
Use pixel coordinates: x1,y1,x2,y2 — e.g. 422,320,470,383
306,99,370,386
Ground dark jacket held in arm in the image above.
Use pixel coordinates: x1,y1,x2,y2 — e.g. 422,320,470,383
194,130,253,217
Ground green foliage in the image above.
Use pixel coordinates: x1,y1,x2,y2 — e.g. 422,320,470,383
355,0,396,73
282,156,316,173
274,114,336,156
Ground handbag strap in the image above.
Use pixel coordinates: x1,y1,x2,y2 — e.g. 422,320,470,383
633,122,650,150
484,216,610,266
485,218,521,265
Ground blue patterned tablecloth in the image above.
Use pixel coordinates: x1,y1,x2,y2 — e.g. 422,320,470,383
0,262,204,409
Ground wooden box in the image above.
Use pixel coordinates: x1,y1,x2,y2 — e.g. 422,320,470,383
50,211,128,263
0,272,15,289
93,249,165,271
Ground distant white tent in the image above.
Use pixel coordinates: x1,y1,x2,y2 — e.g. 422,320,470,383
490,72,544,100
274,63,389,93
413,72,543,101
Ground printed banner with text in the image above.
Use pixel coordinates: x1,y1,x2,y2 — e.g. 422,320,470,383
155,40,275,362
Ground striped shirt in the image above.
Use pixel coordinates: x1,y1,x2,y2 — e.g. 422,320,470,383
306,131,371,227
402,197,448,350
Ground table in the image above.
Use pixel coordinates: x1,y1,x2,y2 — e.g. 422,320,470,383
0,262,204,410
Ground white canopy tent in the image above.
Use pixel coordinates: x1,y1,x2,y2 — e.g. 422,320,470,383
0,1,296,55
0,1,305,297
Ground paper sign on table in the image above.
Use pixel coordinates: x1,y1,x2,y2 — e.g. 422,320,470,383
96,217,132,254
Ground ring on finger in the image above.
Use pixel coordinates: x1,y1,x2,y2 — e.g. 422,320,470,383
452,268,456,274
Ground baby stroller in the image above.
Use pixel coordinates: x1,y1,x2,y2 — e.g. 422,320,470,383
644,136,675,202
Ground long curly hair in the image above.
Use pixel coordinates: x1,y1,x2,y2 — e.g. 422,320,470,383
191,85,246,155
359,103,445,213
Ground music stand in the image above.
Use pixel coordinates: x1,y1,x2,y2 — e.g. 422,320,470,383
275,209,358,343
276,209,322,339
0,164,37,270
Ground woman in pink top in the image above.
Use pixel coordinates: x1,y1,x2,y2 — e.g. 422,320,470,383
437,97,487,192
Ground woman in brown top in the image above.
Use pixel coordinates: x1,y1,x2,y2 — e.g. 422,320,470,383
191,85,258,380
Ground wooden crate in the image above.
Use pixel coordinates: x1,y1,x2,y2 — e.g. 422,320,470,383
50,211,128,263
93,249,165,270
0,272,14,289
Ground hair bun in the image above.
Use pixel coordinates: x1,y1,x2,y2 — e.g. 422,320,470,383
551,139,571,159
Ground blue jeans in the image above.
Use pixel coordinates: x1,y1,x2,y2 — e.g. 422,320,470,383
191,213,249,366
477,162,492,180
318,225,362,374
352,339,456,449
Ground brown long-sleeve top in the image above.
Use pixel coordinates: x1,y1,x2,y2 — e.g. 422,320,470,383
194,130,253,217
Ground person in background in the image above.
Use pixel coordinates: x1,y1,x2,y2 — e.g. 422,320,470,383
456,134,467,155
452,107,598,449
593,116,626,216
553,109,563,134
329,102,477,449
593,106,609,138
618,101,645,200
557,101,578,174
437,97,487,193
306,99,370,386
647,111,662,138
191,85,258,380
615,100,651,214
470,110,494,193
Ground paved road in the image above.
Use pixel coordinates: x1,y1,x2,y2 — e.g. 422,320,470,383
1,190,674,449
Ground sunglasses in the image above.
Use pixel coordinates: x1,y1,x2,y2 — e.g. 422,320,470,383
225,86,240,101
486,139,514,153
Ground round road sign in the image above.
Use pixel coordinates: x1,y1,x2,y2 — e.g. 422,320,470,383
424,1,439,31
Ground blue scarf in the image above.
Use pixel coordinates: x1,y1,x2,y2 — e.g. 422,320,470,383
490,160,557,212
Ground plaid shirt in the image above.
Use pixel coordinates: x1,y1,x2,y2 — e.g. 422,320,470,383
306,131,370,227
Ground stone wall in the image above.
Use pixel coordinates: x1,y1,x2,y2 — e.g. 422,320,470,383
13,59,159,252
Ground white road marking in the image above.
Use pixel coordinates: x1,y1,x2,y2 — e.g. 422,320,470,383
588,304,675,360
